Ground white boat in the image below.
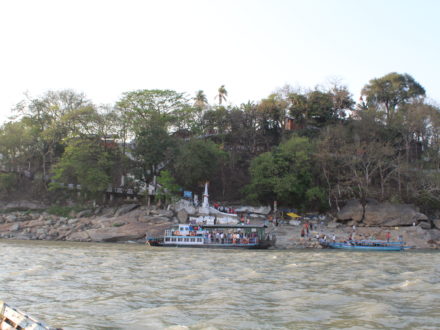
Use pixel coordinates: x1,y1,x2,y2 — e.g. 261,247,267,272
0,300,59,330
148,223,275,249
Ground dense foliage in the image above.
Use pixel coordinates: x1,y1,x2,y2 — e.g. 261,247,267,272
1,73,440,214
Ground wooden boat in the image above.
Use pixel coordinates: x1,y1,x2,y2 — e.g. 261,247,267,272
0,300,59,330
148,223,275,249
320,239,411,251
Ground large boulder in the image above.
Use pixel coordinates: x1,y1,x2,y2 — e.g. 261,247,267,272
75,222,150,242
173,200,196,215
65,231,91,242
114,204,140,217
153,209,174,217
77,209,93,218
337,200,428,226
337,200,364,223
3,200,47,210
234,206,271,215
67,221,170,242
419,221,432,230
9,223,20,231
177,209,188,223
364,203,427,226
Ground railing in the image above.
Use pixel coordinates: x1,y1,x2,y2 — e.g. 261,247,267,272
163,233,260,245
203,237,259,245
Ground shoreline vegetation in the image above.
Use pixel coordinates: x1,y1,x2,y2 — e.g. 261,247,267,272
1,73,440,247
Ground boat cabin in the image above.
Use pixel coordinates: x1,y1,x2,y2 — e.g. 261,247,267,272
164,224,206,246
161,224,269,248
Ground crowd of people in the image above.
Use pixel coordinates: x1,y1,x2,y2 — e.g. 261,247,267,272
212,202,237,214
206,230,258,245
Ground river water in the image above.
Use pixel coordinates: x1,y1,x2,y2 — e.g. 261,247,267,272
1,240,439,329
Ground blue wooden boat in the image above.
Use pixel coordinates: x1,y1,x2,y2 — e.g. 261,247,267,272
320,239,411,251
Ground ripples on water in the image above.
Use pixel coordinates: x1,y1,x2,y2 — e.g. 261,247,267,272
1,240,439,329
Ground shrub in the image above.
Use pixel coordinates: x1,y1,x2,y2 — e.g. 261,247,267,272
0,173,18,193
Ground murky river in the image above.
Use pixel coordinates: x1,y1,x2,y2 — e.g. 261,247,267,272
1,240,439,329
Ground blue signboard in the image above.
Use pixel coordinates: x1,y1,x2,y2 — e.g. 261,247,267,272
183,191,193,198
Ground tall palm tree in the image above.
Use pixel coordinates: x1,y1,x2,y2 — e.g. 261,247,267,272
216,85,228,105
194,90,208,109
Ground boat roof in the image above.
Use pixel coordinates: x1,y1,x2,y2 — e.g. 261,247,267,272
199,224,267,229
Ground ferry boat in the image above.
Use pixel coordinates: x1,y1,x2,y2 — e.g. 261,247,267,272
0,300,59,330
148,223,275,249
320,239,411,251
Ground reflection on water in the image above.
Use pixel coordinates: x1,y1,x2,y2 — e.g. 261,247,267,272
1,240,440,329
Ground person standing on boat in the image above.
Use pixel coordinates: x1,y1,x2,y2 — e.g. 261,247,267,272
332,234,336,242
386,231,391,242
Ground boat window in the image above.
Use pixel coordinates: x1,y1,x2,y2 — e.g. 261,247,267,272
172,238,176,242
190,238,196,242
197,238,202,242
165,238,170,242
178,238,183,242
184,238,189,242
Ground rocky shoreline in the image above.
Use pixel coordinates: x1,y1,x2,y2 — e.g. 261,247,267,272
1,200,440,249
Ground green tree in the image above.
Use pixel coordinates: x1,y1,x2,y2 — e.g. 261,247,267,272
132,117,177,184
50,138,115,195
316,122,399,216
0,120,34,172
361,72,425,124
202,106,230,137
116,89,188,187
173,139,227,191
216,85,228,105
14,90,94,184
245,136,319,208
0,173,18,195
286,87,353,128
194,90,208,109
116,89,189,131
156,170,181,206
257,94,286,148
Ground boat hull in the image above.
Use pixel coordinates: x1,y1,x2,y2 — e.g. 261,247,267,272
0,300,57,330
321,241,406,251
149,240,272,249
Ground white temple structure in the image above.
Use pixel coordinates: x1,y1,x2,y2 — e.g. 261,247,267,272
199,182,210,215
191,181,238,224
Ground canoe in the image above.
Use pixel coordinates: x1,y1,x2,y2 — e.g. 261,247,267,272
320,240,409,251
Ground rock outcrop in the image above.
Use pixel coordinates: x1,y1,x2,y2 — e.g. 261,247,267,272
0,200,47,211
1,199,440,249
337,200,428,227
234,205,271,215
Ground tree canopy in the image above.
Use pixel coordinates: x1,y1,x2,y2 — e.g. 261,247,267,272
361,72,426,124
1,74,439,215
